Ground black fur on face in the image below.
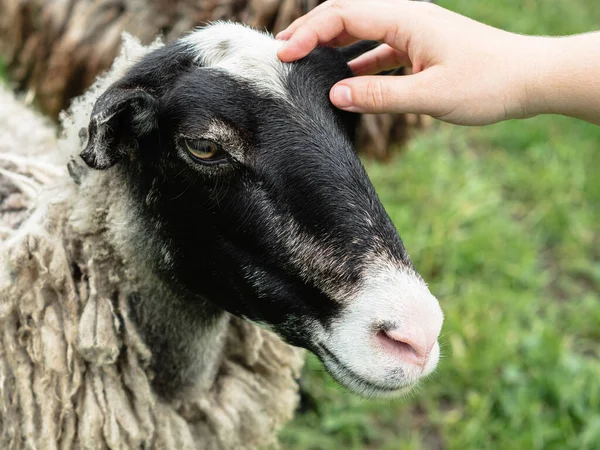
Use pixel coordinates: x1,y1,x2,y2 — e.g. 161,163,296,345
81,36,411,352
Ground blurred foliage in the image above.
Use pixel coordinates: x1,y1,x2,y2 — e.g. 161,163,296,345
0,58,6,83
281,1,600,449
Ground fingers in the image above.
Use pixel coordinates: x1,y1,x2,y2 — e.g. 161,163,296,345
277,12,353,62
277,1,416,62
321,30,360,49
348,44,411,75
329,70,441,115
276,0,339,40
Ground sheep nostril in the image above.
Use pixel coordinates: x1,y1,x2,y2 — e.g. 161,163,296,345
375,328,430,367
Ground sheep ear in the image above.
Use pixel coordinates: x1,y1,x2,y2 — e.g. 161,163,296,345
80,88,159,170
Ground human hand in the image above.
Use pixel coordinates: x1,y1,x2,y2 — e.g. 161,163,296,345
277,0,542,126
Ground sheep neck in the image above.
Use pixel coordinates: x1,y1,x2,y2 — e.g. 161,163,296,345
71,168,230,398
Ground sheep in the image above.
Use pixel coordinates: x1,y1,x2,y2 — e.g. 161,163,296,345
0,22,444,449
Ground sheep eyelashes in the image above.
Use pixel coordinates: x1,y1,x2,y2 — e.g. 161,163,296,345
80,22,444,398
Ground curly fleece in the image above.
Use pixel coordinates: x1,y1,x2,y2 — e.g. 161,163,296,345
0,34,304,450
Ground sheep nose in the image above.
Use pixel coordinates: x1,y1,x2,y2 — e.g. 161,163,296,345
374,298,443,369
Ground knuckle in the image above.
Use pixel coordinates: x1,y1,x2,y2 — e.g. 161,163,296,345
364,81,387,109
392,50,407,67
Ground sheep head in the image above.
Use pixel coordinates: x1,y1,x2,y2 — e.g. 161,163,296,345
80,23,443,398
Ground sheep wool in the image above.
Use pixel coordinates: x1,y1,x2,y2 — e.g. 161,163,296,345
0,35,304,450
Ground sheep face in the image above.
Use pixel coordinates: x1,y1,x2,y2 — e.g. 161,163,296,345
80,23,443,398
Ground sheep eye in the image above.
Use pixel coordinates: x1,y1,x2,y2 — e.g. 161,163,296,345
183,139,224,162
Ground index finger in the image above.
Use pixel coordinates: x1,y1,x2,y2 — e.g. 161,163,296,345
276,0,339,40
277,1,415,62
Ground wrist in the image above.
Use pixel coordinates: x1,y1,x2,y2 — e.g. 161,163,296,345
478,33,548,122
520,36,568,118
504,35,554,120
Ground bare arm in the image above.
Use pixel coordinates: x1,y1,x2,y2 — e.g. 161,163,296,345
524,33,600,125
277,0,600,126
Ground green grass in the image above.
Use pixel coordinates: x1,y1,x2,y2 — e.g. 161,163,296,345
281,1,600,449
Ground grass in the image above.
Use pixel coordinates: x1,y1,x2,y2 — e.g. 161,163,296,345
1,3,598,448
280,1,600,449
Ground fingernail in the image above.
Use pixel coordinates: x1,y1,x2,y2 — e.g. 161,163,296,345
331,85,353,108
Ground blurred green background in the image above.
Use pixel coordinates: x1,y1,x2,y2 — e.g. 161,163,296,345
280,1,600,449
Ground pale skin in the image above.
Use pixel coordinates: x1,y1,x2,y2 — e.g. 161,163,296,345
276,0,600,126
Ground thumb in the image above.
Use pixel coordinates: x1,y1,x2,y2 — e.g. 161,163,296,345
330,72,438,115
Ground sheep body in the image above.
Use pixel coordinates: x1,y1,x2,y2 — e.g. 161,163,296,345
0,34,304,450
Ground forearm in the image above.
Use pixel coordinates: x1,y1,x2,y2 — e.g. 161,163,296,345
522,32,600,125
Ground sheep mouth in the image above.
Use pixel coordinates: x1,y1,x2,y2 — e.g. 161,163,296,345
314,343,417,398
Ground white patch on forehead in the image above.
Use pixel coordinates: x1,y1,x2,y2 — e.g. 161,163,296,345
183,22,290,98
